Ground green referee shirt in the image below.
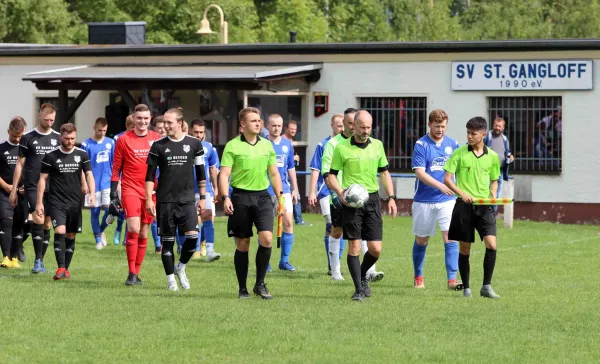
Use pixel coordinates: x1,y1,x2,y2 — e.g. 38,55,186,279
330,136,389,193
443,144,500,199
220,134,277,191
321,132,349,201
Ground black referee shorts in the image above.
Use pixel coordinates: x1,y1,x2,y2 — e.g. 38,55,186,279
157,201,198,237
25,189,51,216
51,203,82,234
330,203,343,228
341,193,382,241
448,199,496,243
227,188,273,239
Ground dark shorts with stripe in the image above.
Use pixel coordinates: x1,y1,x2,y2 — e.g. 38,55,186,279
448,199,496,243
157,201,199,237
51,203,82,234
227,188,273,239
341,193,383,241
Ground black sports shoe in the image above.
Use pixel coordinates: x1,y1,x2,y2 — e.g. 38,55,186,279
361,279,371,297
18,248,26,263
253,283,273,300
351,290,365,302
238,288,251,299
125,272,137,286
135,275,143,285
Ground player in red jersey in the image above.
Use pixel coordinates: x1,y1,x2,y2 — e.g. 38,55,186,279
110,104,162,286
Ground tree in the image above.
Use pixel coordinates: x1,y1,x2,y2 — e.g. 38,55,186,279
460,0,552,40
545,0,600,38
0,0,80,44
328,0,393,42
260,0,328,43
387,0,463,41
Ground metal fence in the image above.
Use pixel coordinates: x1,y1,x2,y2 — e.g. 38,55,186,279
360,97,428,171
488,96,562,174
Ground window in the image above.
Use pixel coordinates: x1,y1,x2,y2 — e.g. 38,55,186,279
37,97,75,131
359,97,428,171
488,97,562,174
247,95,304,140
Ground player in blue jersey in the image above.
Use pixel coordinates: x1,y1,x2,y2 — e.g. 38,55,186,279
111,114,135,245
82,118,115,249
411,109,462,290
266,114,299,271
308,113,345,275
190,119,221,262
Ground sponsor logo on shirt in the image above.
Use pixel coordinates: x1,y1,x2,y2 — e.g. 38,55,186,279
430,156,449,171
96,150,109,163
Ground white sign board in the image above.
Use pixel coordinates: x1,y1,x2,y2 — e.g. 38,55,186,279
451,60,593,91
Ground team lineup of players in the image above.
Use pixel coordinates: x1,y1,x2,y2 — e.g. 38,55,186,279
0,103,501,300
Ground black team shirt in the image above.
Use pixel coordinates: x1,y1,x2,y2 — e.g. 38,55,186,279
19,129,60,191
147,135,204,204
41,147,91,207
0,140,21,195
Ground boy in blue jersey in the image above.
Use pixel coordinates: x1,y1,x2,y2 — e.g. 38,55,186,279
111,115,135,245
308,113,345,275
411,109,462,290
266,114,299,271
190,119,221,262
82,118,115,249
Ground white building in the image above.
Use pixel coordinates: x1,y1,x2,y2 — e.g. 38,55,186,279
0,39,597,223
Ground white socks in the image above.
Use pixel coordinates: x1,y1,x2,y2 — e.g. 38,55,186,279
167,274,176,283
329,236,341,273
206,242,214,253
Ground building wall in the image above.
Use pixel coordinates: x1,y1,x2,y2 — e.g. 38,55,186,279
0,65,109,140
307,60,600,204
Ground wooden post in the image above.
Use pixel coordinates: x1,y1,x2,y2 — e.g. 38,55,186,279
503,179,514,229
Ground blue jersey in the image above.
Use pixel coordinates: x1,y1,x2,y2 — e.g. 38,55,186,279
267,137,295,196
196,140,219,196
81,137,115,191
310,136,331,200
412,135,460,203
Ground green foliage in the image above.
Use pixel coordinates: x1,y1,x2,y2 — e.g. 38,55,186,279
0,0,80,44
4,0,600,44
260,0,328,43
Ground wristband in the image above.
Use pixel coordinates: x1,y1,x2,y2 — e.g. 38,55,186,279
199,195,206,200
388,195,397,200
221,195,229,201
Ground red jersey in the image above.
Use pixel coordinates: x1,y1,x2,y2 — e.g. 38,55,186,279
112,129,162,199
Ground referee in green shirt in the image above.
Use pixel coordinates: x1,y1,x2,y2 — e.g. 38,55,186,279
218,107,285,300
443,116,501,299
327,110,398,302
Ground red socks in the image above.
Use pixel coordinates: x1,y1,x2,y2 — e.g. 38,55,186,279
125,232,139,274
135,237,147,275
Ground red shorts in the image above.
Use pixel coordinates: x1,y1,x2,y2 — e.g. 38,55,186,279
122,195,154,224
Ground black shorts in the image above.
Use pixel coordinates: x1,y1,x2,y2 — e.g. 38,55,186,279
227,188,273,239
0,192,14,219
330,204,343,227
157,201,198,237
25,189,51,216
448,199,497,243
12,196,28,233
51,204,82,234
342,193,383,241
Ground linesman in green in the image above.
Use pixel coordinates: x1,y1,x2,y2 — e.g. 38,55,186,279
326,110,398,301
443,116,501,299
218,107,285,300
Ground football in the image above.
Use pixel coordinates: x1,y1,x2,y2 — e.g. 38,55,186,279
344,184,370,208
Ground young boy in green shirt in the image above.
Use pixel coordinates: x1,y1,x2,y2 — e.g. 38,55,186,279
443,116,501,299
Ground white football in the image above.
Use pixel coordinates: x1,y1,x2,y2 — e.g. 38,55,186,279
344,184,370,208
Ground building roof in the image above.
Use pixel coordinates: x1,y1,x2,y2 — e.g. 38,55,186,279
2,39,600,57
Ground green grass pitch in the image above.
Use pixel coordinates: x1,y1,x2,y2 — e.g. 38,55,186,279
1,212,599,363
